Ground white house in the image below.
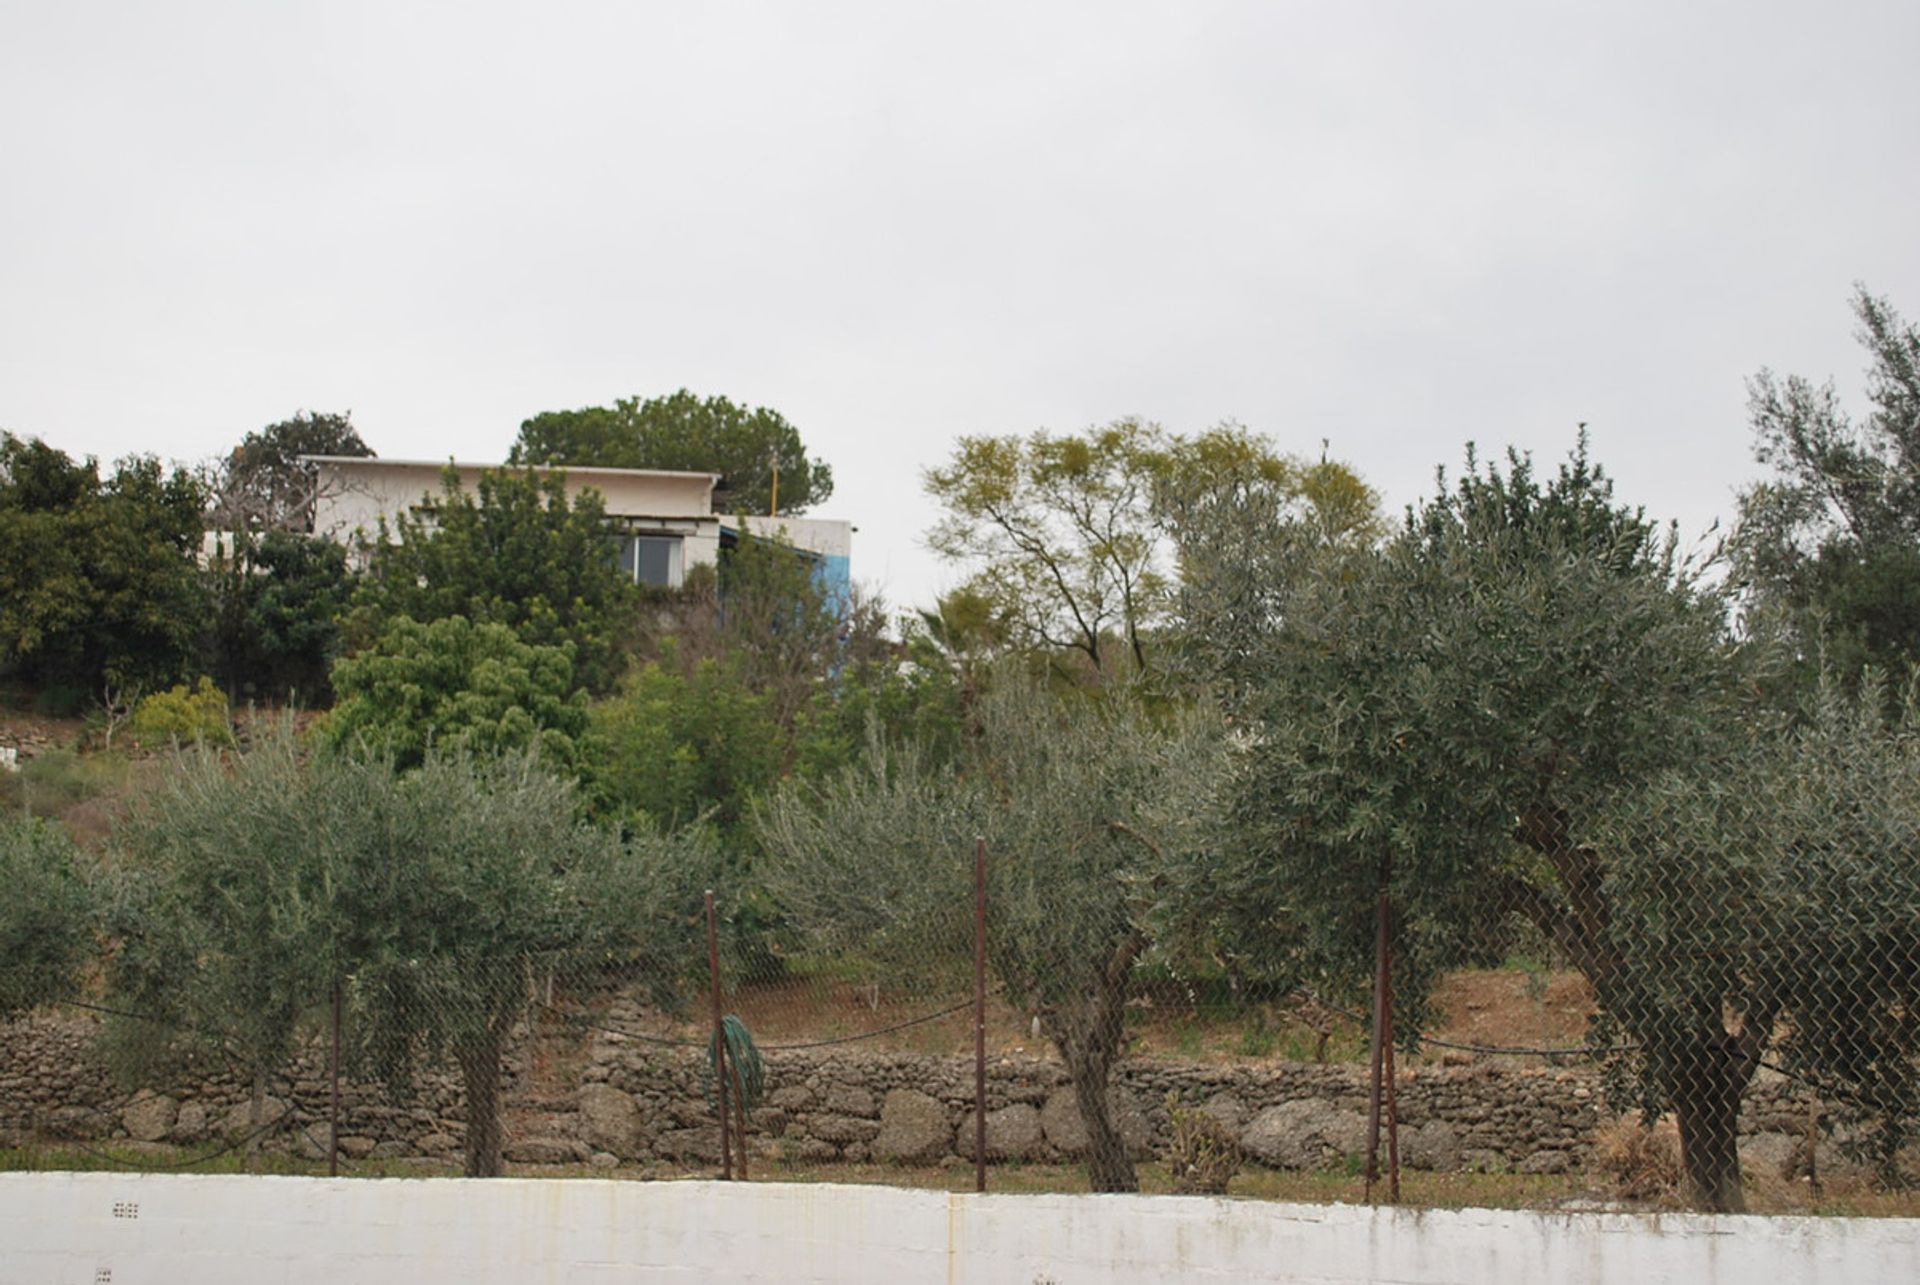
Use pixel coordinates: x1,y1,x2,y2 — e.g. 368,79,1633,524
302,456,851,595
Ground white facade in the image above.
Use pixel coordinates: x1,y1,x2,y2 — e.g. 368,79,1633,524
306,457,724,588
303,457,854,592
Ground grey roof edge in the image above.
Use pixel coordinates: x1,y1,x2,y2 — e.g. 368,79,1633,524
298,455,722,484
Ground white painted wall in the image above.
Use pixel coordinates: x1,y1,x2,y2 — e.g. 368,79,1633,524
730,514,854,560
307,458,719,544
2,1173,1914,1285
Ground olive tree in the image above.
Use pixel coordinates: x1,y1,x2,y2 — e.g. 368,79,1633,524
107,730,367,1153
114,730,696,1177
1212,440,1768,1210
1733,286,1920,687
0,815,93,1022
1599,675,1920,1189
759,673,1223,1192
343,750,700,1177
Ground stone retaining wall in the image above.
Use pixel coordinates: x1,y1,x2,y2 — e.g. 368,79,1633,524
0,1008,1839,1176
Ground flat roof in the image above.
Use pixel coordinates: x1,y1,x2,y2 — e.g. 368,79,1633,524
299,455,722,484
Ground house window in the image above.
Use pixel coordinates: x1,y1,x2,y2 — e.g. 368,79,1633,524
622,534,683,588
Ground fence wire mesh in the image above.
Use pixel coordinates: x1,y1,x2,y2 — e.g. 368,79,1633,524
3,699,1919,1218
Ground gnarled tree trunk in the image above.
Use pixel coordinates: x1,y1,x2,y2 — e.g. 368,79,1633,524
1664,1017,1767,1214
1512,804,1766,1214
245,1064,267,1173
457,1025,507,1178
1037,928,1144,1193
1671,1064,1748,1213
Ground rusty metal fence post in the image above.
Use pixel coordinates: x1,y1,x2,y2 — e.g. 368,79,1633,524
1364,856,1401,1203
1382,939,1401,1203
705,889,731,1180
974,835,988,1194
329,979,342,1178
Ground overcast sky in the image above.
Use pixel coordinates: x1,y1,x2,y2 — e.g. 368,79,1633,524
4,1,1917,612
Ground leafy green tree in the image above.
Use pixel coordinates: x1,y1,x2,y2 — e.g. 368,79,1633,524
1156,436,1386,706
348,466,637,693
0,815,93,1022
1214,441,1760,1210
209,410,373,534
326,615,589,771
511,389,833,515
0,434,207,698
1598,675,1920,1190
900,587,1008,705
590,656,784,838
925,421,1378,673
593,538,909,972
204,529,354,703
1734,287,1920,686
760,673,1223,1192
633,523,890,739
791,639,969,781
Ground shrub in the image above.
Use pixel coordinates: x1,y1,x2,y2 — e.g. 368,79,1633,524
0,814,93,1019
1592,1113,1682,1201
130,678,233,746
0,750,101,815
324,615,588,771
1164,1093,1241,1195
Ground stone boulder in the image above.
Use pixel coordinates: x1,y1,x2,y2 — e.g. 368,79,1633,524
1040,1091,1085,1153
822,1083,875,1116
1039,1086,1154,1159
811,1114,882,1145
1241,1099,1368,1170
122,1092,178,1143
221,1095,290,1141
960,1103,1045,1161
1400,1121,1461,1171
872,1089,950,1164
578,1083,646,1158
415,1131,460,1156
658,1126,721,1163
1200,1092,1248,1138
43,1105,108,1140
505,1136,590,1165
769,1085,814,1111
337,1135,378,1160
171,1101,210,1143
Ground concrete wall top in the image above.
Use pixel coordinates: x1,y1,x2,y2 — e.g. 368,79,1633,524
4,1172,1915,1285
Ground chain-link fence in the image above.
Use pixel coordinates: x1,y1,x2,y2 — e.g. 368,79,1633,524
3,826,1915,1216
4,698,1919,1218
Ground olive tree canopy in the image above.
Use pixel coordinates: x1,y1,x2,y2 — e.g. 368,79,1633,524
759,672,1224,1192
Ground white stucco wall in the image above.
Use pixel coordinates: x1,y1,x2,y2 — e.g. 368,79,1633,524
3,1173,1914,1285
306,458,719,544
729,514,853,560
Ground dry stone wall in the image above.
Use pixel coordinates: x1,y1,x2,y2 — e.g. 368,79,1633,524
0,1009,1843,1177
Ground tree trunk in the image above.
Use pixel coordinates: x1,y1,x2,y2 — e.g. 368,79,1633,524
1066,1045,1137,1192
245,1065,266,1173
1037,929,1144,1193
1672,1064,1748,1213
457,1029,506,1178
